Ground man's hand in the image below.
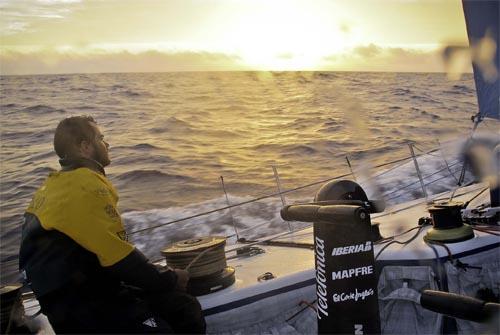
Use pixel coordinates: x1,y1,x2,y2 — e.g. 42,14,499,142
174,269,189,291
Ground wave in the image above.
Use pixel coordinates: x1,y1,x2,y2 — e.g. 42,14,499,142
1,103,17,108
149,127,168,134
149,117,193,134
451,84,474,94
122,90,142,97
166,116,191,128
190,95,211,102
371,152,470,205
22,151,55,163
199,128,245,139
112,154,173,166
10,184,38,198
288,144,317,155
323,118,341,126
2,129,53,141
1,131,32,140
1,180,23,193
410,95,439,104
314,72,338,80
74,105,95,110
115,169,194,183
420,110,441,119
22,105,66,114
281,117,318,131
70,87,92,92
346,144,397,160
131,143,162,151
388,106,402,110
253,143,318,156
318,125,343,133
109,84,149,98
297,76,312,84
122,194,290,258
49,77,69,84
31,166,57,175
392,88,411,96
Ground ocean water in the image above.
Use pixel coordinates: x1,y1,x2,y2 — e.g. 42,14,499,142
1,71,497,284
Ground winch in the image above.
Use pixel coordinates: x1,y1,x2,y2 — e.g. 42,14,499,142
161,236,235,296
424,201,474,243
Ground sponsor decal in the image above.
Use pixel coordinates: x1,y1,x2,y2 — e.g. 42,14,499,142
332,265,373,280
30,194,46,211
117,230,128,241
331,241,372,256
94,187,110,197
354,324,364,334
142,317,158,328
105,204,120,221
315,236,329,319
333,288,375,303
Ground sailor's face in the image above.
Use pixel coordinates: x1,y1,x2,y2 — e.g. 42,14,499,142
89,123,111,167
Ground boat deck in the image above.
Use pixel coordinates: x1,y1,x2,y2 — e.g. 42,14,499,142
22,182,498,334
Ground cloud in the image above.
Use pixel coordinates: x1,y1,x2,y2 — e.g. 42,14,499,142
322,43,457,73
353,43,382,58
0,43,470,75
0,49,245,75
4,21,30,34
0,0,80,35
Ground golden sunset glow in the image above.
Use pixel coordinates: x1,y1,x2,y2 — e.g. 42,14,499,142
0,0,469,74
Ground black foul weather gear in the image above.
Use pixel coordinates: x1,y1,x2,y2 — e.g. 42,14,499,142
19,163,206,333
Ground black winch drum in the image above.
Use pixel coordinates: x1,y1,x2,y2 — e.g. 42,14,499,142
161,236,235,296
425,201,474,243
314,180,381,334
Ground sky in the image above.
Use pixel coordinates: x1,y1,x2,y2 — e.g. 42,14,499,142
0,0,470,75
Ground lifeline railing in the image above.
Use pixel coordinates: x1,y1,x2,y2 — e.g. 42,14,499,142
126,139,468,240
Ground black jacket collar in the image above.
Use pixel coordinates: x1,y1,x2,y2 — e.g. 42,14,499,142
59,157,106,176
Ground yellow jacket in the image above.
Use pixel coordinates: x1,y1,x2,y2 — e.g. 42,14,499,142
26,167,134,266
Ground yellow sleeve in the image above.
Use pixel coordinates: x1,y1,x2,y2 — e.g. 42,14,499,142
54,172,134,266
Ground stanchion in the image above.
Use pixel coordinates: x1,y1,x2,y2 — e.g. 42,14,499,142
407,141,428,201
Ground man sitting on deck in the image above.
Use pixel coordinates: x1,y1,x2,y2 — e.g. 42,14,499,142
19,116,206,333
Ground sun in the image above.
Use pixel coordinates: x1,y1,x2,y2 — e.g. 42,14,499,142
220,1,348,70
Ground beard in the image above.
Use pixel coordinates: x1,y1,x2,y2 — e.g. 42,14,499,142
92,143,111,167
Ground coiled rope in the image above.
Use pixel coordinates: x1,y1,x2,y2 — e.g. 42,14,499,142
163,238,227,278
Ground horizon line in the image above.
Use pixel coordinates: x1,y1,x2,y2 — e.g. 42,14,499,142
0,69,474,77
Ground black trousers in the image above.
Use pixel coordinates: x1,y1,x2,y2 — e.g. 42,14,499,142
39,284,206,334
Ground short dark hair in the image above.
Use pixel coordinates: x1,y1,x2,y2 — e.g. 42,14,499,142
54,115,97,158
